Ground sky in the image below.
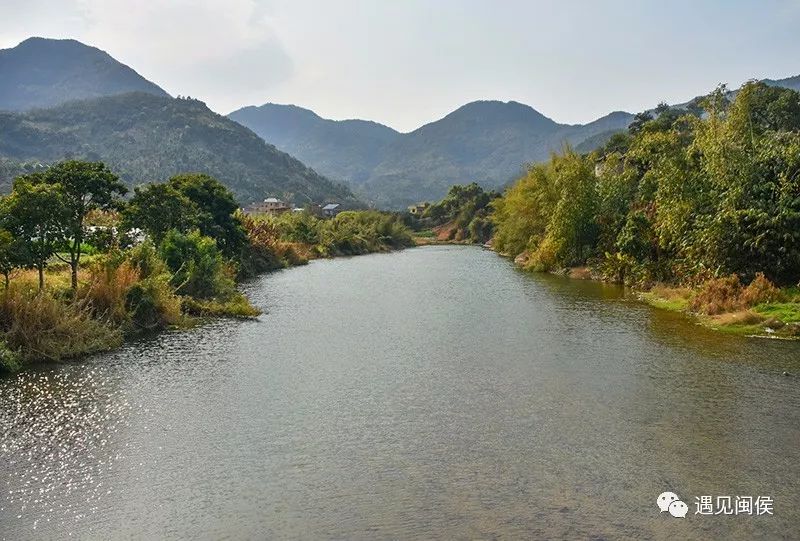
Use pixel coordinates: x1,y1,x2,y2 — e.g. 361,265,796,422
1,0,799,132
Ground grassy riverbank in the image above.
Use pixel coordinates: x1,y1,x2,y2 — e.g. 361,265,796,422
638,281,800,339
0,163,412,374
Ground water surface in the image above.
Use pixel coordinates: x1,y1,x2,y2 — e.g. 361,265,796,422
2,246,799,539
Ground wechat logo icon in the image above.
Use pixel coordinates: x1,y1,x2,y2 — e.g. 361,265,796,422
657,491,688,518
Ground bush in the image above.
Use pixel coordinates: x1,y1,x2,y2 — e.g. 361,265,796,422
0,285,122,364
125,275,183,331
0,339,22,372
160,230,236,300
740,272,785,306
690,275,743,315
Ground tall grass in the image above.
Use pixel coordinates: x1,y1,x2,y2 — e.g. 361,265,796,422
0,284,122,366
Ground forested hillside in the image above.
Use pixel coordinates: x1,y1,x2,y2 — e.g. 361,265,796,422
0,93,357,205
0,37,169,111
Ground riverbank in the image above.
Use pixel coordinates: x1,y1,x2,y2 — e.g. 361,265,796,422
505,253,800,339
0,204,413,374
638,283,800,339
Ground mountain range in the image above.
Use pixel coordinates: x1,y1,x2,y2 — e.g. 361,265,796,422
229,102,634,207
1,36,798,209
230,71,800,207
0,38,355,205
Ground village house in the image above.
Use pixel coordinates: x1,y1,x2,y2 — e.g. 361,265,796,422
321,203,341,217
243,197,290,214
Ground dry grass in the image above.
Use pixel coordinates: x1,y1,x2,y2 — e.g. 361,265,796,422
81,259,141,324
740,273,785,305
710,310,766,326
0,284,122,364
690,275,743,315
690,273,786,316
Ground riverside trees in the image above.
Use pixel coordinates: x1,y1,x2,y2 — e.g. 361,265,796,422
492,81,800,287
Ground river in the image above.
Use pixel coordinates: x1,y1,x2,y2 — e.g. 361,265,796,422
1,245,798,540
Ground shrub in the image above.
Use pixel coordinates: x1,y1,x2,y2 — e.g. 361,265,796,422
0,285,122,364
740,272,785,306
0,339,22,372
690,275,743,315
160,230,236,300
125,275,183,332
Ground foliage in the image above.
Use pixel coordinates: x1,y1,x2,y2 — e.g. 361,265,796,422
123,183,198,244
159,230,236,300
167,173,248,256
0,92,357,205
0,284,122,364
238,213,307,276
1,177,69,289
252,209,413,257
36,160,127,289
419,183,499,243
492,81,800,287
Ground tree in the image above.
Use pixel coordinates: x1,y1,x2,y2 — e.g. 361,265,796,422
628,111,654,135
39,161,127,290
167,173,247,256
123,183,199,244
0,228,24,288
2,178,69,290
159,230,234,299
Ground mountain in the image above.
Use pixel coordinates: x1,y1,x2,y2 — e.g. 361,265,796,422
0,37,169,111
0,92,357,205
764,74,800,93
229,104,401,185
231,101,633,207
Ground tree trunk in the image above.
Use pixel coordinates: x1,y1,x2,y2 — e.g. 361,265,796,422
71,259,78,290
3,271,8,290
70,236,81,290
38,264,44,291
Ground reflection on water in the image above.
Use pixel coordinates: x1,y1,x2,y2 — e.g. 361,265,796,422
1,246,798,540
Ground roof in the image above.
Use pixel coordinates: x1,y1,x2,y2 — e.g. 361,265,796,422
264,197,281,203
322,203,340,210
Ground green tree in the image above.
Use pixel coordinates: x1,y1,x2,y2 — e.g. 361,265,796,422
167,174,247,256
0,228,24,288
2,178,69,290
123,183,199,244
39,161,127,289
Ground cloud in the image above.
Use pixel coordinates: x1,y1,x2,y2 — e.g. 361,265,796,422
74,0,293,108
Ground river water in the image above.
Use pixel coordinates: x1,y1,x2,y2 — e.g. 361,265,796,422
1,246,798,540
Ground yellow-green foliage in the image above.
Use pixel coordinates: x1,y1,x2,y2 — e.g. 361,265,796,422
492,148,596,270
181,293,260,318
492,81,800,287
0,284,122,365
251,209,413,258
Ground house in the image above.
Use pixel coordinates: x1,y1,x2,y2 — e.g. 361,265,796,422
244,197,290,214
321,203,341,217
407,202,429,216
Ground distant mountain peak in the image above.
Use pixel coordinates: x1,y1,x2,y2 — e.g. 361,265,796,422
0,36,169,111
442,99,556,125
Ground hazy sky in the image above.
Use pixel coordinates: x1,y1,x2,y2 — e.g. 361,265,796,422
1,0,799,131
